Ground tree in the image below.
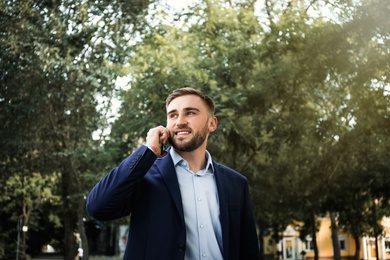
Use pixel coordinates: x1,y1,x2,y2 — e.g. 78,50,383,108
0,0,154,258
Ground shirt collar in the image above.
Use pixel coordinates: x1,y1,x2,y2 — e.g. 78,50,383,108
170,147,214,174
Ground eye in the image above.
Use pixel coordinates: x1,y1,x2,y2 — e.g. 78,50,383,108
168,113,178,119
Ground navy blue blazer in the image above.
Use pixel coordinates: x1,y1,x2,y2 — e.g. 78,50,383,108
86,145,259,260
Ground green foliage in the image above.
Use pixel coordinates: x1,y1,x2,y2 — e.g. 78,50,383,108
1,0,389,258
0,0,154,258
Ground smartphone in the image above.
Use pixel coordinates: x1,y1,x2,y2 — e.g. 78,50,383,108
160,141,169,157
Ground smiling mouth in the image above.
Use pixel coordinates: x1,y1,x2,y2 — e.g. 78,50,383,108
176,131,191,136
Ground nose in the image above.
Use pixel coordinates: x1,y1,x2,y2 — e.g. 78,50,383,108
176,113,187,126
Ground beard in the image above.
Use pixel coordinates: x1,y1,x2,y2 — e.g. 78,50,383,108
169,123,209,152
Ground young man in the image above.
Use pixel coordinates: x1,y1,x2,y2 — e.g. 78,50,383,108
86,87,260,260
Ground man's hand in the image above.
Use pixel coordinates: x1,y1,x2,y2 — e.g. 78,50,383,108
145,126,170,156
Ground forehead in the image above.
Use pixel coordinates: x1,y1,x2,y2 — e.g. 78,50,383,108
166,94,207,112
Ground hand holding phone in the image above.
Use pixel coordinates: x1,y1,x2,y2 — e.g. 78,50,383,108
146,126,169,157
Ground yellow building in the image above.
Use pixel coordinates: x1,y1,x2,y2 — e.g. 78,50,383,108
265,216,390,260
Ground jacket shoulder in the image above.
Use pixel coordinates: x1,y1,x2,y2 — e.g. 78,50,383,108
213,161,248,182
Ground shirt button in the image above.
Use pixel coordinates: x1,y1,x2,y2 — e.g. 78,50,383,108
197,197,202,201
202,252,207,258
200,224,204,229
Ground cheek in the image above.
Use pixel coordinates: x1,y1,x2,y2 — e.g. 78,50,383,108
166,120,174,130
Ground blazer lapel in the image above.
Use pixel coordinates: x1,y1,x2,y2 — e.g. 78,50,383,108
214,162,230,259
157,154,185,221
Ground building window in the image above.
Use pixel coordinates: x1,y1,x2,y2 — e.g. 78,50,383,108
339,240,346,250
385,241,390,251
339,235,347,251
305,240,314,251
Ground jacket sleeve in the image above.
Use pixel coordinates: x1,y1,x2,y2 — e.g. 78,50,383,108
86,145,157,221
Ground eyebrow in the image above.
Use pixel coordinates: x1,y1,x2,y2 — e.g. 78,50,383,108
167,107,200,115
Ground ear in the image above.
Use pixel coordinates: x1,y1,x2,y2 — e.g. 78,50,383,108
208,116,218,133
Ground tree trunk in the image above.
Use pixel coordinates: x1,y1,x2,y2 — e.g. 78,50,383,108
372,200,380,260
353,235,360,260
21,191,32,259
62,166,77,260
375,236,379,260
310,212,319,260
330,211,341,260
78,197,89,260
258,229,265,260
22,214,29,259
64,207,76,260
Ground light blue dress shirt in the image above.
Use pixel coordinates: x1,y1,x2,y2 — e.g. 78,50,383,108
170,148,223,260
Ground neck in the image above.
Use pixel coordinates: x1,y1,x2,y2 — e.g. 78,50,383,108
176,148,207,173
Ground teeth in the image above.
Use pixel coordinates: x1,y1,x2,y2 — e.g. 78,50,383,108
177,131,189,135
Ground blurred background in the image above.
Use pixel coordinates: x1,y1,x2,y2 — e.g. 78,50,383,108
1,0,389,259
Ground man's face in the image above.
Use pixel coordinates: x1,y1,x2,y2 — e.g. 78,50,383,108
166,95,217,152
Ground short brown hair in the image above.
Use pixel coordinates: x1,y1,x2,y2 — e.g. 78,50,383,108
166,87,215,115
